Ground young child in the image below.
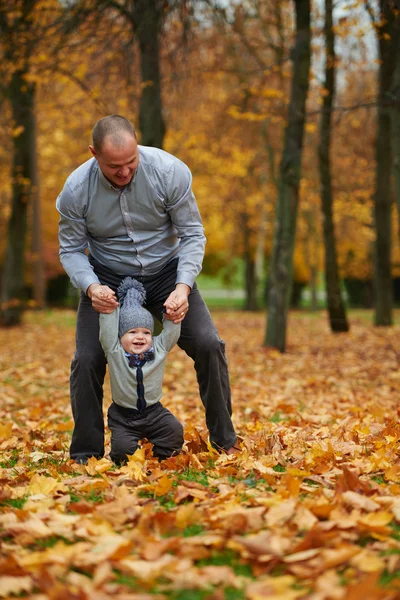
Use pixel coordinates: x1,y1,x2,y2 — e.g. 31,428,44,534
99,277,184,464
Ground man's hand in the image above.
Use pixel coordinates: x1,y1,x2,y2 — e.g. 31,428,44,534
164,283,191,324
87,283,118,314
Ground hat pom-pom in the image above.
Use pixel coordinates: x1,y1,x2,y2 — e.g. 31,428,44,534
117,277,146,306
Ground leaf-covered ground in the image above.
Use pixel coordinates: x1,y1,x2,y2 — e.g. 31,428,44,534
1,309,400,599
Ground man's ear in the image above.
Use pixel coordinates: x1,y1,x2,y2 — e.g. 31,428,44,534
89,145,97,158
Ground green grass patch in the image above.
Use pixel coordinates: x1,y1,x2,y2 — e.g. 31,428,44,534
24,309,77,328
197,549,253,578
379,569,400,587
138,489,176,510
357,534,375,547
68,490,105,504
164,591,244,600
272,464,286,473
204,297,244,311
114,571,245,600
28,535,76,550
113,571,140,589
181,524,204,537
302,478,321,487
269,411,288,423
177,468,209,487
0,496,28,509
390,522,400,541
371,474,386,485
159,495,176,510
83,490,105,503
380,548,400,556
0,450,19,468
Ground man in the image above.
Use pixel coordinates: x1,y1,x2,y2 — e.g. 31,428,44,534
57,115,238,463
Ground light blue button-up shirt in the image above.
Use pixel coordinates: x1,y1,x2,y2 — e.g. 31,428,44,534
56,145,206,293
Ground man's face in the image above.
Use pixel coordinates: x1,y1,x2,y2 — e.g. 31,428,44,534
89,133,139,188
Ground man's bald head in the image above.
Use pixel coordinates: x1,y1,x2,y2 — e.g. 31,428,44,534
92,115,136,153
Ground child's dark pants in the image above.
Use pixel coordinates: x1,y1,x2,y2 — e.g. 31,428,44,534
108,402,184,463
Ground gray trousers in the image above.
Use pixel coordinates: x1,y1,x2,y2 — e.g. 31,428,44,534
69,259,237,461
108,402,184,463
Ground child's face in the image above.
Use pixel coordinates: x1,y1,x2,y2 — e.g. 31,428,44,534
121,327,152,354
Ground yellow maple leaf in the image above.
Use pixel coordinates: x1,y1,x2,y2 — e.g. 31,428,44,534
85,456,113,476
154,474,173,497
358,511,393,533
0,423,13,439
28,474,61,495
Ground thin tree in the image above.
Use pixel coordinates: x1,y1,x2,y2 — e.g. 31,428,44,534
0,0,92,326
389,10,400,244
102,0,191,148
365,0,400,326
0,0,39,326
265,0,311,352
318,0,349,332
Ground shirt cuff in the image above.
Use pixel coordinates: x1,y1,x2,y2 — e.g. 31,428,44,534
176,272,194,290
83,275,100,295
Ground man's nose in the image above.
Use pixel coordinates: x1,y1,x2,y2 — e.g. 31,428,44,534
120,166,130,177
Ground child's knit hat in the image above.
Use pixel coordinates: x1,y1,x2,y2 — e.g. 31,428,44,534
117,277,154,337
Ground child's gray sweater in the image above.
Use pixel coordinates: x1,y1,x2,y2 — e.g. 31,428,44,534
99,308,181,410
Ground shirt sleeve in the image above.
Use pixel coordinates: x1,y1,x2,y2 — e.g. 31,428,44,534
164,159,206,289
99,308,120,353
56,183,100,293
156,318,181,353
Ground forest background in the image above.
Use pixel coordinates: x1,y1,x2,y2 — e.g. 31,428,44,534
1,0,399,349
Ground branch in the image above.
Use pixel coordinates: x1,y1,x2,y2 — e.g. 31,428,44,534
53,66,110,113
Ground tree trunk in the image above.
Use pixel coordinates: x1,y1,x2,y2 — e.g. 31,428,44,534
265,0,311,351
318,0,349,332
131,0,166,148
31,96,46,308
373,0,398,326
303,207,319,311
1,73,36,326
390,29,400,244
310,264,318,311
242,212,258,311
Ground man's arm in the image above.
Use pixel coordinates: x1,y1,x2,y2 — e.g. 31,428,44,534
163,159,206,323
164,159,206,290
56,183,100,294
57,183,118,312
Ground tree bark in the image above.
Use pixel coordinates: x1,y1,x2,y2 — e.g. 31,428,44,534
390,22,400,246
373,0,398,326
31,96,46,308
1,73,36,326
242,212,258,311
265,0,311,351
130,0,166,148
318,0,349,332
392,63,400,240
